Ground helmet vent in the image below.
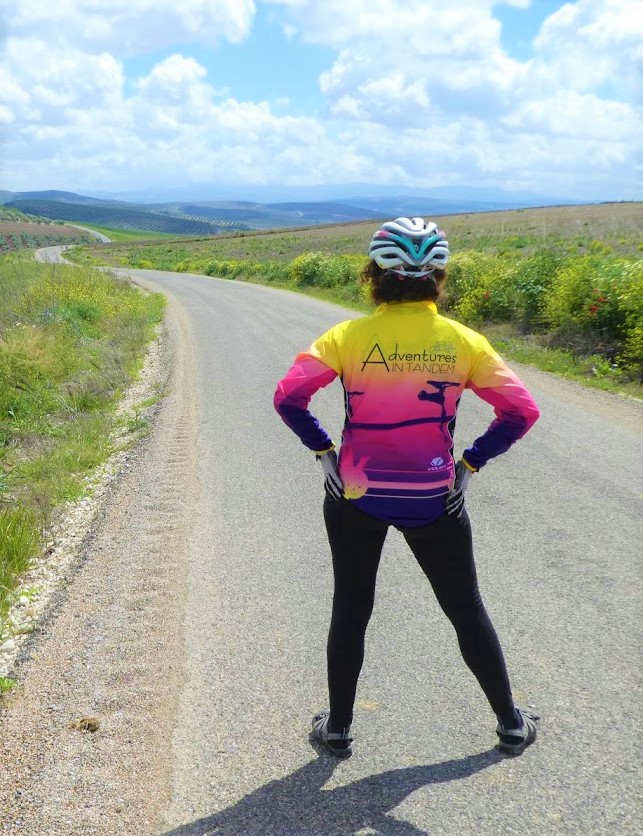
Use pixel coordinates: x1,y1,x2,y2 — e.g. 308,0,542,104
368,217,450,274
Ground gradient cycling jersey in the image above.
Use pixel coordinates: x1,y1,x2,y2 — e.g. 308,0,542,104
274,300,540,526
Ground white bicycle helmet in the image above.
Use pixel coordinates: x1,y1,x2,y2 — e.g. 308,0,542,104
369,217,449,277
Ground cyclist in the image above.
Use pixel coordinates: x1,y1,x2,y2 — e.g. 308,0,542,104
274,217,540,758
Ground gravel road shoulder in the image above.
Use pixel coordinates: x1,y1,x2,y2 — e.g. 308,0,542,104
0,285,200,835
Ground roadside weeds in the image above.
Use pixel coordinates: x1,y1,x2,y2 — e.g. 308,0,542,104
0,321,167,683
0,253,166,680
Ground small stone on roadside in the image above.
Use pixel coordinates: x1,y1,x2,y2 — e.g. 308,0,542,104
68,716,101,732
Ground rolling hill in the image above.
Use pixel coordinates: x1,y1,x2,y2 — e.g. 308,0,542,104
4,192,385,232
6,198,248,236
1,187,593,235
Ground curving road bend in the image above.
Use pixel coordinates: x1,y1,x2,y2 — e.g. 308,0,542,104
35,244,73,263
2,254,642,835
66,225,112,243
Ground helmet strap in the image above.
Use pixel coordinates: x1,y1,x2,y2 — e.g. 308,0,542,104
391,267,437,282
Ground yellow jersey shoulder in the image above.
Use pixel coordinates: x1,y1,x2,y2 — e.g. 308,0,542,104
434,312,489,350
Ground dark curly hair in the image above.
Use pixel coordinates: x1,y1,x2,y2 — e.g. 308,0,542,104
360,260,447,305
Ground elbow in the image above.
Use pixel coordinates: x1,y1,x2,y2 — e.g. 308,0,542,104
501,403,540,438
526,403,540,430
274,384,288,417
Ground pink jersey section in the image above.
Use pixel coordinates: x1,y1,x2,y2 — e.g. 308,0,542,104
274,301,540,526
273,354,338,453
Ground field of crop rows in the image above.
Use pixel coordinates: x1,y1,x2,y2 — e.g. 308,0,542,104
7,200,249,236
0,221,93,253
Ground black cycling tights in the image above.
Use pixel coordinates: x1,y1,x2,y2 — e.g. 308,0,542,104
323,496,515,729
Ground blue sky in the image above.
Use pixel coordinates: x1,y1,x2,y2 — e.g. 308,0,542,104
123,6,336,115
495,0,566,59
123,3,580,116
2,0,641,201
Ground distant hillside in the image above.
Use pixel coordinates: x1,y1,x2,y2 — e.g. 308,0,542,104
0,205,60,224
6,199,248,236
153,200,384,228
334,196,524,216
1,187,594,233
152,198,524,227
92,182,588,206
3,191,385,232
5,190,130,206
157,202,269,222
270,201,383,221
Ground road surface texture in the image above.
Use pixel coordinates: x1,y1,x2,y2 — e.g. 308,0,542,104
67,225,113,243
1,261,641,835
34,245,71,263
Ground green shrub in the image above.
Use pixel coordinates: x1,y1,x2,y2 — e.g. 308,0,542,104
446,252,518,323
545,257,623,334
288,252,364,294
543,256,643,369
289,253,333,287
255,262,290,284
613,260,643,377
513,250,566,330
440,251,479,307
589,240,613,256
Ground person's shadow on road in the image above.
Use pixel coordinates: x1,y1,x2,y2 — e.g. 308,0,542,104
163,745,503,835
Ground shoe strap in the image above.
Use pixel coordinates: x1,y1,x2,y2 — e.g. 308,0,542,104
327,729,352,741
501,709,538,735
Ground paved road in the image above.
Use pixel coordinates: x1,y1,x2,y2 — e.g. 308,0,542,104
34,226,111,265
35,244,71,262
67,224,113,243
114,268,640,836
14,253,643,834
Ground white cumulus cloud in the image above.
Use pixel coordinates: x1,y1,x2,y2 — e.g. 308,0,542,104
5,0,257,54
1,0,641,199
266,0,641,197
503,91,641,141
533,0,643,92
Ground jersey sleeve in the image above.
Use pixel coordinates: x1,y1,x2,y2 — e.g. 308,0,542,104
273,327,342,454
462,336,540,470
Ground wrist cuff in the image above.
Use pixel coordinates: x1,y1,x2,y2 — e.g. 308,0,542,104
314,444,335,459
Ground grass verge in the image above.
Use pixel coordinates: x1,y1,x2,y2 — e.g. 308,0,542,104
0,253,165,635
482,325,642,397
